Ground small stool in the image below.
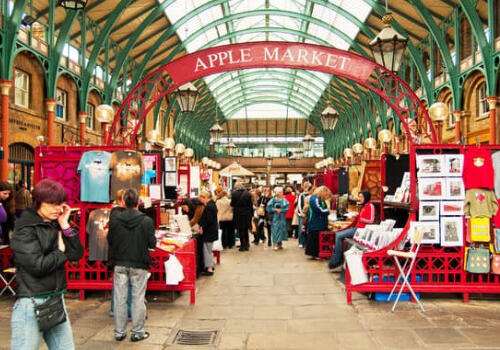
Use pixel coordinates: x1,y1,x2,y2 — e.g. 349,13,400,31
0,267,16,296
213,251,221,265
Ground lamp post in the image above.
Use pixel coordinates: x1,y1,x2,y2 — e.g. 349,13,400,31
352,143,364,164
369,12,408,73
175,82,199,113
226,140,236,156
302,134,314,154
428,102,449,143
320,102,340,131
294,149,304,160
95,104,114,144
210,118,223,145
364,137,377,160
378,129,394,154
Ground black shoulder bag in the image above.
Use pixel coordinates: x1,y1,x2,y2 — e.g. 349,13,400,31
32,292,67,332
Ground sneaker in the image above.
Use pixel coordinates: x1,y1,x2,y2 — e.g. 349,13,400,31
131,331,150,342
298,244,303,248
273,245,278,251
115,334,126,341
329,265,343,273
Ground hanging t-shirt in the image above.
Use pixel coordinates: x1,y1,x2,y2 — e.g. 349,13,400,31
110,150,143,199
77,151,112,203
142,169,157,185
338,167,349,195
463,148,494,190
86,209,111,261
464,189,498,218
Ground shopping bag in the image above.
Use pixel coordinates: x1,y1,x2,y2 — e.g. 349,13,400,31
344,246,368,285
466,247,490,273
212,229,223,251
467,218,490,243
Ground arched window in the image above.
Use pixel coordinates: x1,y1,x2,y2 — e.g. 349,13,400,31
476,82,488,119
8,143,34,189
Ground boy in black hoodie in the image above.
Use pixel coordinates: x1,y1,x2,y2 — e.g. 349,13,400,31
108,188,156,342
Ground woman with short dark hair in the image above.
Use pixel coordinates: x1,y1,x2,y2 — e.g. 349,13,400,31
10,179,83,349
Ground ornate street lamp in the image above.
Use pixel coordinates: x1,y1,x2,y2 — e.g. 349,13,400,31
226,140,236,156
364,137,377,160
320,102,340,131
378,129,394,154
184,148,194,159
164,137,175,151
175,143,186,155
57,0,87,10
175,82,199,113
209,120,223,144
369,12,408,72
294,149,304,160
266,154,273,168
302,134,314,152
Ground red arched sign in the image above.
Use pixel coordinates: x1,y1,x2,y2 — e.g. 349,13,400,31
108,42,436,146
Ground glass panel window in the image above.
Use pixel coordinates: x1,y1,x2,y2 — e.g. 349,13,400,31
56,89,67,120
476,83,488,119
87,104,95,130
14,69,29,108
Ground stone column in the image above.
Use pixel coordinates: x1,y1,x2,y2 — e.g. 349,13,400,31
0,80,12,181
453,110,463,144
79,112,87,146
487,97,497,145
45,99,56,145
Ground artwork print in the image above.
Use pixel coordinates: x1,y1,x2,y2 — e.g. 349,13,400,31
440,217,464,247
417,155,444,177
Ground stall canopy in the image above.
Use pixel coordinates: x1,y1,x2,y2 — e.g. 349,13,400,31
219,162,255,177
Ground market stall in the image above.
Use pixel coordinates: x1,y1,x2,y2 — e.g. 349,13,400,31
344,144,500,304
0,145,199,304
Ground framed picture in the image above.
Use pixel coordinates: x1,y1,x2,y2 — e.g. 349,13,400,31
444,178,465,200
418,177,444,200
419,201,440,221
444,154,464,176
164,157,177,172
440,201,464,216
416,155,444,177
165,172,177,186
149,184,162,201
413,221,440,244
440,217,464,247
394,187,405,202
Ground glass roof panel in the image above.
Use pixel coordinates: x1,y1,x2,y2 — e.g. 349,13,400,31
231,103,305,119
164,0,373,121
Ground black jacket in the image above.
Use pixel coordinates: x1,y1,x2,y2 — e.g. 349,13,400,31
199,200,218,242
11,208,84,297
108,208,156,270
230,189,253,226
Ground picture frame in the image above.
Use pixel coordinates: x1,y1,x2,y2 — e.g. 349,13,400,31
164,157,177,172
418,177,444,200
444,154,464,176
419,201,440,221
149,184,162,201
440,201,464,216
440,217,464,247
413,221,440,244
165,172,177,186
416,155,444,177
444,178,465,200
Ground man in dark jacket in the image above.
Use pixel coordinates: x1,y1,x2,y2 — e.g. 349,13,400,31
108,188,156,342
230,182,253,251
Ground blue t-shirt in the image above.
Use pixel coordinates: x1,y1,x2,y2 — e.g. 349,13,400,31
142,169,157,184
78,151,112,203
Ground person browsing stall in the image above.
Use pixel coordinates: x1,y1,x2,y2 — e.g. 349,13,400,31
329,190,375,271
10,179,84,350
108,188,156,342
198,191,219,276
305,186,331,259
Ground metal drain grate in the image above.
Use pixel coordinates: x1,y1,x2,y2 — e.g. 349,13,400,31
171,329,220,346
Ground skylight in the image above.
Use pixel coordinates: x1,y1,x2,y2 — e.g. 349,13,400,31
164,0,373,120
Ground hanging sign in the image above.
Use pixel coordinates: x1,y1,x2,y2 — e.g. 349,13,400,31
165,42,375,86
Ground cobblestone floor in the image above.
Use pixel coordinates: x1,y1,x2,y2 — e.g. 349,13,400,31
1,240,500,349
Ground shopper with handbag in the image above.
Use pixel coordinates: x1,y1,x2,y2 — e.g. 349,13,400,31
198,191,219,276
10,179,84,350
253,189,268,245
215,187,234,248
305,186,332,259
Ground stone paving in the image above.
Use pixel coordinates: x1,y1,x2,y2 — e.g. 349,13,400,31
1,241,500,349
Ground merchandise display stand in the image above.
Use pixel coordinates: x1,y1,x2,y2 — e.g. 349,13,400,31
0,145,198,304
344,144,500,305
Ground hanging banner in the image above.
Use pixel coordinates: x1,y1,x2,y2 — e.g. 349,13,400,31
165,42,375,86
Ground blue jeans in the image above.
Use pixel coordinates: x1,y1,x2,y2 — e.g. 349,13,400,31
298,216,306,246
11,296,75,350
329,227,357,268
